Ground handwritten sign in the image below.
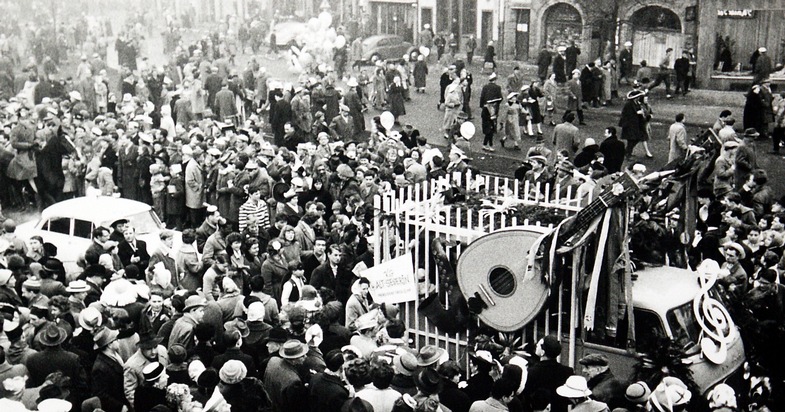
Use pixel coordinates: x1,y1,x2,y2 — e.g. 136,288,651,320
717,9,755,18
361,254,418,304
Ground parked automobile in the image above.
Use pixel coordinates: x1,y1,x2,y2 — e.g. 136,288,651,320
17,196,182,276
360,34,417,63
571,265,745,395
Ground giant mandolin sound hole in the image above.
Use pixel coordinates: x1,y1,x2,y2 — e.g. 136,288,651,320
488,266,516,297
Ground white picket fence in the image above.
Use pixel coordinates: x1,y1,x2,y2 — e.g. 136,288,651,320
371,171,589,367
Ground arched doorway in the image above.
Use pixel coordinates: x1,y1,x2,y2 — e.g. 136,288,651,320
630,6,682,68
543,3,582,50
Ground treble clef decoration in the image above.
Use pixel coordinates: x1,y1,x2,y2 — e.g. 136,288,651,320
693,259,735,364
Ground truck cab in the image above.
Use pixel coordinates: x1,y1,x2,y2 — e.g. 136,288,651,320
570,266,745,395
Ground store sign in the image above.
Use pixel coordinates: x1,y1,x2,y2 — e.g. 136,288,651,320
717,9,755,18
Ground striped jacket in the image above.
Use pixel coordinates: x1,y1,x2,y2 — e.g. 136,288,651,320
238,198,270,232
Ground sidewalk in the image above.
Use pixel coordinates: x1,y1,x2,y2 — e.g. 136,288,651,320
492,60,746,128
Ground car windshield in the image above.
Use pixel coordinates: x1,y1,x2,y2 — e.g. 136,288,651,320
666,302,702,353
105,211,161,235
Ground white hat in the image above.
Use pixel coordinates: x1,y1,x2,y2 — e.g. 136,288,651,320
0,269,12,286
556,375,593,398
247,302,266,322
69,91,82,101
346,78,359,87
139,133,154,145
584,138,596,147
759,47,767,53
557,46,567,52
37,399,73,412
624,41,632,47
66,280,91,293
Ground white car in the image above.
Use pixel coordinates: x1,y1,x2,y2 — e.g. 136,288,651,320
17,196,182,276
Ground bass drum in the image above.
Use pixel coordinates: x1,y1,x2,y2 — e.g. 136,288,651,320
456,226,551,332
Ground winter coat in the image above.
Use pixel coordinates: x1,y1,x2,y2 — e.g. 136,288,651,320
414,61,428,88
619,100,647,142
566,78,582,111
261,255,289,304
92,352,130,412
6,121,38,181
388,83,406,118
176,243,203,292
309,372,350,412
344,90,365,133
117,144,139,200
185,158,205,209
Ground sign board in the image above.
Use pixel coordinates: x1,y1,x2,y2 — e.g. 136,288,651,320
362,253,418,304
717,9,755,18
517,23,528,32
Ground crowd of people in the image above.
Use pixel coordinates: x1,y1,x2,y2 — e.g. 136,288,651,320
0,3,783,411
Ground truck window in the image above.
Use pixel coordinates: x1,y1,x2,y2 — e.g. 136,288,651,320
45,218,71,235
634,309,667,352
666,302,702,353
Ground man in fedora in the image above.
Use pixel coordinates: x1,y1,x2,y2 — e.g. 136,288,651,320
257,326,288,377
65,279,90,315
80,264,109,306
579,353,625,409
123,328,169,406
264,339,309,411
412,368,448,407
169,295,206,350
109,218,129,243
92,327,130,412
557,375,608,412
26,324,87,391
39,260,68,298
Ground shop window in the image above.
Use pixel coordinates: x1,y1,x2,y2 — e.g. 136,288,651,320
631,6,681,32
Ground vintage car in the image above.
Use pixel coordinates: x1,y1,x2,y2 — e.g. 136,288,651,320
17,196,181,276
360,34,417,63
572,265,745,395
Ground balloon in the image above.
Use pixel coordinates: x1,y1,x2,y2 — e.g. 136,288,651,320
380,111,395,130
325,28,337,42
323,39,334,51
460,122,476,139
419,46,431,57
335,35,346,49
298,53,313,68
318,12,333,30
308,18,321,32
